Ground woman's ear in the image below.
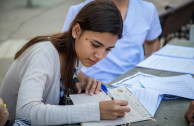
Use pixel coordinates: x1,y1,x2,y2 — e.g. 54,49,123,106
72,23,82,39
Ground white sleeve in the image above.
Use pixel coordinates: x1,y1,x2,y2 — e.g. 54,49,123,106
61,6,77,32
61,0,94,32
16,49,100,125
145,4,162,41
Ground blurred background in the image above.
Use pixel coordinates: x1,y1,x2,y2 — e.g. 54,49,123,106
0,0,85,85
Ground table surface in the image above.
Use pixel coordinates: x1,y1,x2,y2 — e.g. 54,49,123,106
62,42,193,126
108,39,194,126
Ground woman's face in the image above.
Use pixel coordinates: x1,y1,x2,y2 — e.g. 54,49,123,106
73,27,118,67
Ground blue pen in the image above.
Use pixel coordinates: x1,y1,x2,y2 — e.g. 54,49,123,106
101,84,114,100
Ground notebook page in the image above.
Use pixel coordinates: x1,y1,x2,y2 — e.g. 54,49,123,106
70,87,152,126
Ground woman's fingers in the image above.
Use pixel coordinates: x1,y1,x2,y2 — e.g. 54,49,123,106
75,82,86,93
85,77,102,95
118,106,131,113
85,77,93,94
119,112,126,117
112,111,126,117
90,80,97,95
76,77,102,94
99,100,131,120
95,81,102,94
114,100,131,113
116,100,129,106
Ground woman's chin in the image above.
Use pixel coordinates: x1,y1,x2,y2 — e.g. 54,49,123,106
80,59,97,67
82,63,93,67
81,61,93,67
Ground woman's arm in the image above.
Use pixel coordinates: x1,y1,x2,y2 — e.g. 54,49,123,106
16,47,101,125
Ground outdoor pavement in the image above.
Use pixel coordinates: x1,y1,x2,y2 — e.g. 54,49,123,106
0,0,85,88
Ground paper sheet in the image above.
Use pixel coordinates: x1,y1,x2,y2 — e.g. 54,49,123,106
70,87,152,126
136,55,194,75
111,72,156,88
69,92,110,105
154,45,194,59
139,74,194,99
111,72,162,116
128,88,162,116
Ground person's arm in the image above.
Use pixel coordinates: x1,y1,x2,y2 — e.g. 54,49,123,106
16,48,101,125
143,3,161,58
0,98,9,126
144,38,160,58
185,101,194,126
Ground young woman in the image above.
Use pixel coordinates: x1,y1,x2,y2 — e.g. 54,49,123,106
0,0,130,125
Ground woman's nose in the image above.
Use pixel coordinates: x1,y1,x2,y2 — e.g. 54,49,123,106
94,51,106,60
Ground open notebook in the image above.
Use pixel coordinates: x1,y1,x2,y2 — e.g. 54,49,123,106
70,87,152,126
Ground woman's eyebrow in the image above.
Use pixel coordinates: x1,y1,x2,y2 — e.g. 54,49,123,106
93,39,104,46
92,39,115,48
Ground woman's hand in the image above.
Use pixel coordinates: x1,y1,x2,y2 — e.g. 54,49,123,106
99,100,131,120
185,101,194,126
0,98,9,126
75,77,102,95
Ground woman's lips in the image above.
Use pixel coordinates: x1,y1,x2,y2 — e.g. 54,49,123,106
88,58,97,65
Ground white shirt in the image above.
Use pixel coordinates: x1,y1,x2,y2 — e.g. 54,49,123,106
62,0,162,84
0,42,100,125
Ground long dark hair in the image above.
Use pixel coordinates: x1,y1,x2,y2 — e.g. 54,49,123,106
14,0,123,92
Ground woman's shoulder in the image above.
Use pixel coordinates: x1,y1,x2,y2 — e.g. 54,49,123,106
18,41,60,76
132,0,158,22
136,0,156,11
28,41,58,57
18,41,60,66
33,41,55,51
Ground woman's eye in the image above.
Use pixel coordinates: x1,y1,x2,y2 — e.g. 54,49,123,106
91,43,99,48
105,48,112,52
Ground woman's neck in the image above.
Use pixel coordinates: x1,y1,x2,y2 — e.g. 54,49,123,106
112,0,129,21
